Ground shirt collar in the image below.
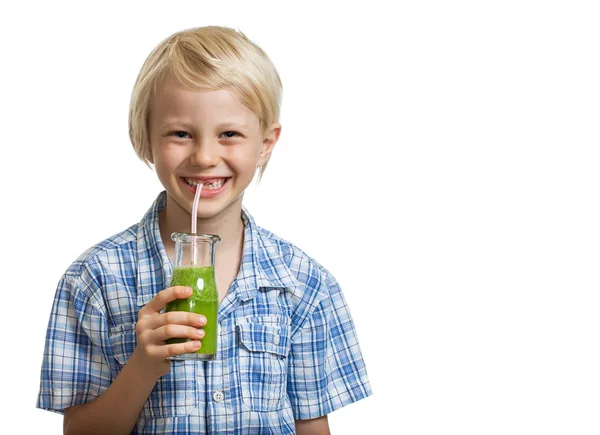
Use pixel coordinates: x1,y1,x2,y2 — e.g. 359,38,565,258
235,207,299,301
135,191,298,306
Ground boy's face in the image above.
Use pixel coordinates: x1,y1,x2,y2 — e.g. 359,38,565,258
148,81,280,223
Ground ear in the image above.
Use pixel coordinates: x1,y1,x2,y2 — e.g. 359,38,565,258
257,122,281,167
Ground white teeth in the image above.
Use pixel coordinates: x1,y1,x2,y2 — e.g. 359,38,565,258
204,179,225,190
184,178,226,189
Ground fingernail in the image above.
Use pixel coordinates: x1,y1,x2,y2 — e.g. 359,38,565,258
198,315,206,326
192,340,201,348
197,329,205,338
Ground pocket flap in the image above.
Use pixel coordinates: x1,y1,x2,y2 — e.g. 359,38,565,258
237,322,290,357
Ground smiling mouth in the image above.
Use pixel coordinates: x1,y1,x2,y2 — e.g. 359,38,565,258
183,177,228,190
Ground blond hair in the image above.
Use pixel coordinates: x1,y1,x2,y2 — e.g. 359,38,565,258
128,26,282,179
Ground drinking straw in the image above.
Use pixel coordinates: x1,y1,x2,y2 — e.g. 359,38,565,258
191,184,203,266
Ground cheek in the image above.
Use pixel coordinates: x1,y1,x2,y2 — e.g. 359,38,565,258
154,162,173,189
230,150,261,175
229,141,262,164
153,147,186,181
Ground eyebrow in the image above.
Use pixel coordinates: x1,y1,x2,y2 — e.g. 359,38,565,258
159,119,251,131
218,120,250,130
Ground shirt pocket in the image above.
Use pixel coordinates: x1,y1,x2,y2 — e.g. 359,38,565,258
109,322,199,418
237,317,291,412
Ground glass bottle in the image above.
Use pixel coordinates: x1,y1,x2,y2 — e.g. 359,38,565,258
165,232,220,360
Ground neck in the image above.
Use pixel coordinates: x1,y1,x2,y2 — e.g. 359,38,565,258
158,195,245,258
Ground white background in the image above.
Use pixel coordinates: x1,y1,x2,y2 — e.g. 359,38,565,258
1,0,599,433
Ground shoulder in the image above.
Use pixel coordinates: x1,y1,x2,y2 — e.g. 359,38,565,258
61,224,139,293
255,226,357,340
255,224,337,300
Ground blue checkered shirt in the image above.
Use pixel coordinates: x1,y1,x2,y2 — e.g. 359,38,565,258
37,191,372,434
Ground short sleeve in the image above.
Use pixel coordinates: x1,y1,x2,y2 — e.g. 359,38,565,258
37,274,113,414
287,272,372,419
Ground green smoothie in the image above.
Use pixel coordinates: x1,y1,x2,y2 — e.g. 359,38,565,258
165,266,218,358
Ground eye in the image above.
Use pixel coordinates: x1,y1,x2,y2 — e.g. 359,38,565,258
221,131,240,139
171,131,191,139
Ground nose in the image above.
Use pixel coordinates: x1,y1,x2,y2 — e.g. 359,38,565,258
189,139,220,168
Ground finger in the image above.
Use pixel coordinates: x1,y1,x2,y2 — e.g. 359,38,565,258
154,324,206,342
144,341,201,359
164,340,202,358
141,311,207,332
140,286,192,316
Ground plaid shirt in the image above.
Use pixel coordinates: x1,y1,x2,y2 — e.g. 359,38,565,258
37,191,372,434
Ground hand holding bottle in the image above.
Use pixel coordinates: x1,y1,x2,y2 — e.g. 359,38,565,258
131,286,207,380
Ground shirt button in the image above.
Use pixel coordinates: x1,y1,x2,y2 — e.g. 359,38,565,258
213,390,224,403
273,334,280,346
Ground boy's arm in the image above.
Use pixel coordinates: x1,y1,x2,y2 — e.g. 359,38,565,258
64,350,158,435
63,286,205,435
295,415,331,435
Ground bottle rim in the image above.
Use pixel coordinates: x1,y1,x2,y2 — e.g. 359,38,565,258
170,232,221,244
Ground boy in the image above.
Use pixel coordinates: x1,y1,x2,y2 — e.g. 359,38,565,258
37,26,371,434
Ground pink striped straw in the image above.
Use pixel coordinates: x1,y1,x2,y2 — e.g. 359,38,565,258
191,184,203,266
